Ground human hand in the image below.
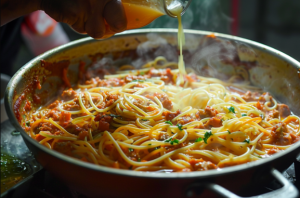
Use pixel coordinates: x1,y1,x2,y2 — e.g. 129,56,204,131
40,0,127,39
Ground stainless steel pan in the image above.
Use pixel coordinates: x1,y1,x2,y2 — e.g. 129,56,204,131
5,29,300,198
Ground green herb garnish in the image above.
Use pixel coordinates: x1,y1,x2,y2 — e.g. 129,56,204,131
108,114,121,118
243,139,250,144
195,137,203,142
132,80,144,83
128,148,134,152
148,144,152,146
140,72,145,75
170,139,179,145
228,106,235,114
141,119,148,121
165,138,179,145
177,123,183,131
25,121,30,127
203,131,213,144
137,158,141,162
227,130,231,134
241,113,247,117
165,121,173,125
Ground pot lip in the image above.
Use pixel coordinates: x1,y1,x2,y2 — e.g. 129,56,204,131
5,28,300,179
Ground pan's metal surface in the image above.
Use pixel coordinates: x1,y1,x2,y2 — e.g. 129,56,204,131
5,29,300,197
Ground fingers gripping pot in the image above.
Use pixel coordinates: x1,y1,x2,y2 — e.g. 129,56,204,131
5,29,300,198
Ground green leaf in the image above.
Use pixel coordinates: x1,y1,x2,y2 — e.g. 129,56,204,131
177,123,183,131
243,139,250,144
25,121,30,127
108,114,121,118
141,119,148,121
165,121,173,125
203,131,213,144
241,113,247,117
195,137,203,142
140,72,145,75
228,106,235,114
132,80,144,83
148,144,152,146
137,158,141,162
173,139,179,144
227,130,231,134
166,138,179,145
128,148,134,152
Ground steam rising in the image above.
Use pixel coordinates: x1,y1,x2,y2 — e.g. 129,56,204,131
146,0,232,33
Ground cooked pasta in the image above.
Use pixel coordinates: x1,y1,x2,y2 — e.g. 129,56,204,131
25,56,300,172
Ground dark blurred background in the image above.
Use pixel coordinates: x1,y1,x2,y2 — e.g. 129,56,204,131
5,0,300,76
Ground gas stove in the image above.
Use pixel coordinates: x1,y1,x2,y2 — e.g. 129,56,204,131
1,120,299,198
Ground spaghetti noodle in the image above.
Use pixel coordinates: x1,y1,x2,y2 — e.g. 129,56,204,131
25,56,300,172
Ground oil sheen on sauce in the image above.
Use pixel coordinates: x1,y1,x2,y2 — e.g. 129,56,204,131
168,1,186,85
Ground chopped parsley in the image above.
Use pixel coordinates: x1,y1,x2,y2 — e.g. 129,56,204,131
241,113,247,117
25,121,30,127
165,121,173,125
195,137,203,142
165,138,179,145
140,72,145,75
108,114,121,118
148,144,152,146
141,119,148,121
177,123,183,131
227,130,231,134
154,146,161,150
203,131,213,144
137,158,141,162
170,139,179,145
128,148,134,152
132,79,144,83
228,106,235,114
243,139,250,144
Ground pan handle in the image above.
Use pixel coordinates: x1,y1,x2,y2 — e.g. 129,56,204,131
186,168,299,198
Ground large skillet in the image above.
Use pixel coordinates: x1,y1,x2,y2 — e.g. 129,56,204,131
5,29,300,198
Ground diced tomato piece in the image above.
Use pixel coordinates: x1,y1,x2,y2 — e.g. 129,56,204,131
59,111,71,126
35,134,46,142
78,131,88,140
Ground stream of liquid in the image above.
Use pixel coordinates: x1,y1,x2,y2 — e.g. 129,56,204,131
167,1,186,85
